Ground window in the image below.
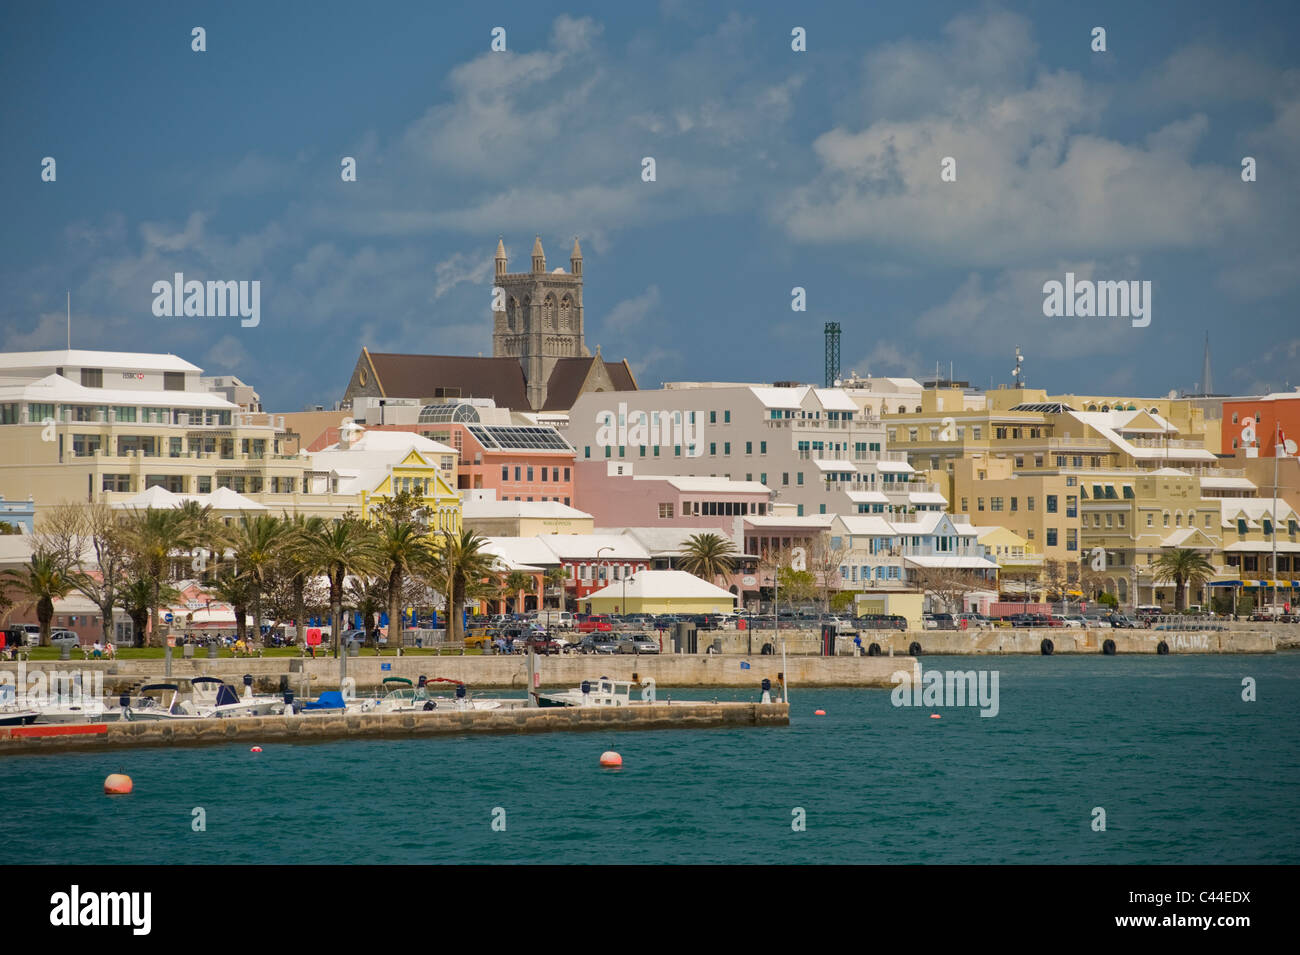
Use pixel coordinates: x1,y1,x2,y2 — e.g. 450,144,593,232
724,442,731,455
1066,496,1077,518
584,446,590,459
1066,529,1078,551
1027,496,1035,511
1163,512,1170,527
163,372,184,391
797,472,804,485
541,467,548,482
526,466,534,481
977,498,985,512
27,402,55,422
658,503,674,519
80,368,103,388
972,426,982,440
782,473,789,486
709,411,717,424
1119,514,1126,528
710,443,717,455
1034,454,1044,468
1046,495,1058,513
724,411,731,423
760,473,767,484
197,475,212,493
746,441,752,454
1046,529,1058,547
1147,514,1153,527
990,497,1003,511
1010,497,1018,512
961,497,968,512
908,428,918,442
760,441,767,454
101,474,130,492
514,467,521,481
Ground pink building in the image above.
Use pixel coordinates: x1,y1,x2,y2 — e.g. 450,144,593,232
574,461,774,533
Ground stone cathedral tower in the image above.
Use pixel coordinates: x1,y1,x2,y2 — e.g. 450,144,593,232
492,236,590,410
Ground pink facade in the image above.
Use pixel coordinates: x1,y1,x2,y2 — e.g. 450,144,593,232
574,461,773,533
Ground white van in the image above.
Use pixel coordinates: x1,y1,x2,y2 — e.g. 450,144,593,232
530,611,575,629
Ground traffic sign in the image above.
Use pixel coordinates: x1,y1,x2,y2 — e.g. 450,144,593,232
164,612,174,624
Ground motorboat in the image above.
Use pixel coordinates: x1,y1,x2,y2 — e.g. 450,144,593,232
189,676,286,718
358,676,504,713
0,685,39,725
119,683,211,721
534,677,656,708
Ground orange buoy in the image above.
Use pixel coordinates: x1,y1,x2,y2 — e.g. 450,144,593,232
599,750,622,767
814,709,826,716
103,773,133,795
250,746,263,753
930,714,942,719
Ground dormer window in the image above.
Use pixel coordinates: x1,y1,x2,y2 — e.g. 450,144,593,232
81,368,103,388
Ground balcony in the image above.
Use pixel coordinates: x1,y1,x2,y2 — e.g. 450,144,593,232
1129,438,1205,450
1046,437,1111,450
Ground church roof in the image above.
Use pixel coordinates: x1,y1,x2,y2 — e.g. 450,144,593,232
364,352,529,409
541,357,638,412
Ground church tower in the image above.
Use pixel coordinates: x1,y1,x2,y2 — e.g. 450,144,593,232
492,235,589,409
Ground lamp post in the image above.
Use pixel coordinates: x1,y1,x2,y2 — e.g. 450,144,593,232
596,546,614,612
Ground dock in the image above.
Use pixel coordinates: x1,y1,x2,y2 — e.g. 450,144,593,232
0,701,790,755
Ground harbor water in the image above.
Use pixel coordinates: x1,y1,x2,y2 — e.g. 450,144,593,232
2,655,1297,864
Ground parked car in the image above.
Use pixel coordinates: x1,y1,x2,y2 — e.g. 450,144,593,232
575,633,619,654
577,615,614,633
1104,613,1137,629
50,630,80,647
930,613,957,630
523,633,563,654
3,624,41,647
1060,615,1086,628
615,633,660,654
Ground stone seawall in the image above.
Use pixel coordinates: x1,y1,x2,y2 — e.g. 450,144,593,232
4,653,918,694
0,701,789,756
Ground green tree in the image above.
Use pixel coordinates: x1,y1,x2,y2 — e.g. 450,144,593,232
1152,548,1215,611
226,515,287,643
504,570,535,614
375,517,428,649
677,532,738,584
544,566,568,609
420,529,502,642
207,570,253,643
293,516,381,655
1,550,74,646
121,507,195,646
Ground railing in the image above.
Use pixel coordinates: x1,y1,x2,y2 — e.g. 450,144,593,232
1129,438,1205,450
1046,437,1111,450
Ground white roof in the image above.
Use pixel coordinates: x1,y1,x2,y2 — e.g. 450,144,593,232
875,460,916,473
639,474,770,494
845,491,890,504
905,555,999,569
1067,410,1218,462
464,499,591,519
811,388,859,412
0,350,202,373
836,516,896,535
0,373,235,409
112,485,185,510
205,487,267,511
1220,499,1296,523
909,491,949,505
481,537,554,570
747,386,809,410
813,459,857,471
536,534,651,561
110,486,266,511
1200,476,1257,491
744,515,836,529
322,430,456,456
586,569,737,602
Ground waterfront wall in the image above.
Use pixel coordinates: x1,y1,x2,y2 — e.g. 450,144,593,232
0,701,789,756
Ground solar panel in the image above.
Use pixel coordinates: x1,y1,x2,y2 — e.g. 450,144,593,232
1007,402,1075,413
468,425,573,452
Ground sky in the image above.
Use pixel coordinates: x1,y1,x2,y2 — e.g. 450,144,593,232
2,0,1298,411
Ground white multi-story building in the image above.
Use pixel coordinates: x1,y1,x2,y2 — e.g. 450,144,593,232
563,382,946,520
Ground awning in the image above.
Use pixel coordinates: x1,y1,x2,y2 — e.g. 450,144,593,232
1207,580,1242,587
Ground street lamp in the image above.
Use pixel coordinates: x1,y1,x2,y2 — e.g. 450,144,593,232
596,546,614,612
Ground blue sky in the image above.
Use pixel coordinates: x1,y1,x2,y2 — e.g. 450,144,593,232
2,1,1298,410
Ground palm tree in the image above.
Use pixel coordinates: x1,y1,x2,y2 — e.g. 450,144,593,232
176,499,222,580
116,576,160,648
1153,548,1215,611
279,513,326,639
226,515,286,644
120,507,194,646
504,570,535,614
2,550,74,646
677,532,738,584
208,570,253,643
293,517,381,656
376,518,428,650
544,566,568,610
420,529,501,643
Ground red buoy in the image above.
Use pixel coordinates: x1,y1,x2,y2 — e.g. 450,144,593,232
814,709,826,716
104,773,133,795
599,751,622,767
250,746,263,753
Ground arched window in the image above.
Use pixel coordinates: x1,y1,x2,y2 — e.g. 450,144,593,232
506,297,518,330
1163,511,1170,527
559,295,572,329
1176,513,1182,526
543,294,557,328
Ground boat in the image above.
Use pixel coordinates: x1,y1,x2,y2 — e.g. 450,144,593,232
189,676,286,718
534,676,656,708
120,684,211,721
0,685,39,725
358,676,504,713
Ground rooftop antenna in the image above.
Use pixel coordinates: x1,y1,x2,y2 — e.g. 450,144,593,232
1011,347,1024,388
67,290,71,348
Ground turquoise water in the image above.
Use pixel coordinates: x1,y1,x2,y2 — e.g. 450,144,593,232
2,655,1297,864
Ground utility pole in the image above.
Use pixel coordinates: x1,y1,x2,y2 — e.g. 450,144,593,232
1272,420,1280,610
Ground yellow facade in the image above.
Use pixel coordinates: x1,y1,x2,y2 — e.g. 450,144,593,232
360,449,462,532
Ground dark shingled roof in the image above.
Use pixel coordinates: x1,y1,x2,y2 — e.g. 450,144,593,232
540,357,637,411
367,353,529,409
